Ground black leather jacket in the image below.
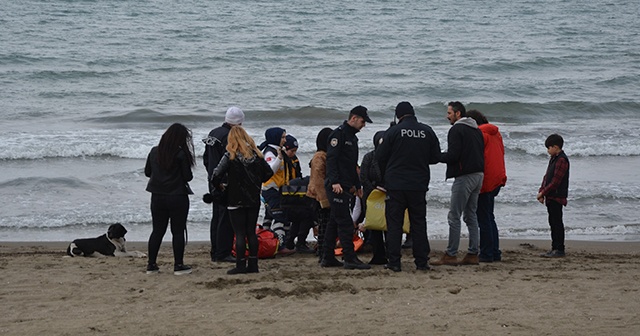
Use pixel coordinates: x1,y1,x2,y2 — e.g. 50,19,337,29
145,146,193,195
212,152,274,208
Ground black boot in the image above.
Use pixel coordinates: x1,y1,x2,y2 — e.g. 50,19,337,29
344,256,371,270
227,258,247,275
247,256,259,273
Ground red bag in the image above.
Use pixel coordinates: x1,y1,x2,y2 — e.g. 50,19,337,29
232,227,279,259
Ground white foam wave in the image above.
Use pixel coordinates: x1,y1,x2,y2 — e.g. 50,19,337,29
2,117,639,161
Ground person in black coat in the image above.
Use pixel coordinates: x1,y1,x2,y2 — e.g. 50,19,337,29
322,105,372,270
360,130,388,265
431,101,485,266
145,123,196,275
203,106,245,263
211,126,274,274
376,102,441,272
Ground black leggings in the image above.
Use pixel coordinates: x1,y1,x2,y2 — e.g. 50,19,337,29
229,207,260,259
148,193,189,265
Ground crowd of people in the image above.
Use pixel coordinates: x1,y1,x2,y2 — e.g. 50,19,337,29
142,101,570,275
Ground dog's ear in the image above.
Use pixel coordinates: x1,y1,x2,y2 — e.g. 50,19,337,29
116,223,127,236
107,224,116,238
108,223,127,239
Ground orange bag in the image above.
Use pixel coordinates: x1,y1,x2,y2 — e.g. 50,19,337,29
232,227,279,259
334,234,364,256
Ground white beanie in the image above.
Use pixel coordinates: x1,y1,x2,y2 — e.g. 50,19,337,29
225,106,245,125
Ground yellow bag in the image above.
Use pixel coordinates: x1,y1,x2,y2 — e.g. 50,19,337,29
363,189,410,233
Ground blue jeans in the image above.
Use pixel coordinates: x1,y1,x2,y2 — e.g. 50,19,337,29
477,186,502,261
445,173,483,256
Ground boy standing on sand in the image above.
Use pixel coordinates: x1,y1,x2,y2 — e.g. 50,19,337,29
537,134,570,258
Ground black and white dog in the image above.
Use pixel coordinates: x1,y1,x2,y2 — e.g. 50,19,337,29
66,223,146,258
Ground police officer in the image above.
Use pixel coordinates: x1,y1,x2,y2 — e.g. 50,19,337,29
376,101,441,272
321,105,372,270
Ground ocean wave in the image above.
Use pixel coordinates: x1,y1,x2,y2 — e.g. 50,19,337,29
428,101,640,124
85,109,213,124
84,106,349,126
2,121,640,160
74,100,640,126
501,224,640,239
0,176,93,190
26,69,131,80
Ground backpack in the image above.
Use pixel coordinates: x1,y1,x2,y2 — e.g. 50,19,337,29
280,176,313,209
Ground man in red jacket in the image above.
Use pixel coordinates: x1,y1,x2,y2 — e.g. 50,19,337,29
467,110,507,263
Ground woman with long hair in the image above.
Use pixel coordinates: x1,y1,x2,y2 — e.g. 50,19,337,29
211,126,273,274
144,123,195,275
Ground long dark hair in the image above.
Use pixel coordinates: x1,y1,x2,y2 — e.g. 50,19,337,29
157,123,195,170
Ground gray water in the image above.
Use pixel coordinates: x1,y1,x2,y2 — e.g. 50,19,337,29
1,0,639,242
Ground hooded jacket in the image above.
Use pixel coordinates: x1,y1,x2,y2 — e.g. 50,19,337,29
212,152,274,208
440,117,485,179
478,123,507,193
260,127,291,190
376,115,441,191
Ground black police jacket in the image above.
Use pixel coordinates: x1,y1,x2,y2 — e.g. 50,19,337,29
376,115,441,191
326,121,361,191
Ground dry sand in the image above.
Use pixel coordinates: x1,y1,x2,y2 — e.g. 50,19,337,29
1,239,639,336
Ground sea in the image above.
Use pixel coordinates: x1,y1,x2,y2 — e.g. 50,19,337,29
1,0,639,242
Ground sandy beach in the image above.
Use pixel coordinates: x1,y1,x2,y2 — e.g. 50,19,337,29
1,239,639,335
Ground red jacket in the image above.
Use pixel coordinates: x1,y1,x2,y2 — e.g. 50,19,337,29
479,123,507,193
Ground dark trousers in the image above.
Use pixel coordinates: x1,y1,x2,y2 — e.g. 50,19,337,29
477,186,502,261
385,190,430,268
148,193,189,266
229,207,260,259
285,206,315,249
262,188,288,224
323,189,356,261
315,205,330,260
369,230,387,261
210,203,234,261
546,200,565,252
